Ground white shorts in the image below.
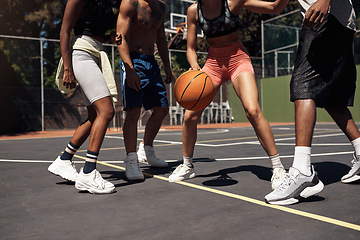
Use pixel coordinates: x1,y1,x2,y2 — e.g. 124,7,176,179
72,35,110,106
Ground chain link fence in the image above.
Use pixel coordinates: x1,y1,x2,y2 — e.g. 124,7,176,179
0,34,234,133
261,9,360,78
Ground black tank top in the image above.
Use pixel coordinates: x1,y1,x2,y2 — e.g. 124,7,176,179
197,0,240,38
74,0,120,39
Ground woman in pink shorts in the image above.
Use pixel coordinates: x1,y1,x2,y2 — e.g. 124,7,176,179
169,0,289,188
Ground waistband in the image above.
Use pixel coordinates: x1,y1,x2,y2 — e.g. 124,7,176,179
130,52,155,61
75,35,103,51
208,41,248,57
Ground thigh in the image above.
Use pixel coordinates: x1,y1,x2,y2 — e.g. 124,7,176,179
142,64,169,110
72,50,110,104
232,72,259,109
120,60,144,110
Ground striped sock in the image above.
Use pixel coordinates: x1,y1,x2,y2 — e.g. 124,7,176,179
270,153,284,169
83,150,98,174
60,141,80,161
183,156,193,167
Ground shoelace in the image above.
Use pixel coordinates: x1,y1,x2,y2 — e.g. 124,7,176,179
277,173,296,192
272,169,283,180
128,159,141,171
177,165,190,174
70,162,77,172
351,154,359,165
93,170,105,189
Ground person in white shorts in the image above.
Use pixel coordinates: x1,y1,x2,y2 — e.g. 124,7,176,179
48,0,121,194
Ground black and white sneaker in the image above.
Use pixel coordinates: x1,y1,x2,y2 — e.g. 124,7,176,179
265,166,324,205
341,153,360,183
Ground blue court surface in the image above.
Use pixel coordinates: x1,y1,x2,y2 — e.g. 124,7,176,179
1,123,359,239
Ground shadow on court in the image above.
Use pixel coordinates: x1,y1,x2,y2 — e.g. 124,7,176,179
0,123,359,239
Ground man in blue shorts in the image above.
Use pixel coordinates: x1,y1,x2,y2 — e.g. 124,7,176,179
265,0,360,205
115,0,174,180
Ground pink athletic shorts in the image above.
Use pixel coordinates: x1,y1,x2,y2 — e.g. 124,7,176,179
201,41,254,86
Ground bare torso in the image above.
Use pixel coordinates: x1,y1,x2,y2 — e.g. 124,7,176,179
128,0,165,54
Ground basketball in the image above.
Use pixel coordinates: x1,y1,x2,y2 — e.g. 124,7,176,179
174,70,214,111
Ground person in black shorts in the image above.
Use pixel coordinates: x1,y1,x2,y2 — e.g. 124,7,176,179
265,0,360,205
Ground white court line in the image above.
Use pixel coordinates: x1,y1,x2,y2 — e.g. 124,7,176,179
0,159,125,164
158,129,230,136
197,133,347,147
0,151,353,164
215,151,354,161
106,132,348,148
105,129,229,138
275,143,351,146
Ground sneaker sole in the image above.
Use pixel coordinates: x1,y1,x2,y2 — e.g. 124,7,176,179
168,173,196,183
126,174,144,181
48,166,77,182
266,180,324,206
75,183,115,194
138,158,168,168
341,174,360,183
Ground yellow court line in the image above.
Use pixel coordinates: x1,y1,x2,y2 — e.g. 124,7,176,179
73,154,360,232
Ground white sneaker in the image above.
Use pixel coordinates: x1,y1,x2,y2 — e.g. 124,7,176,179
75,168,115,194
168,164,196,182
125,153,144,181
265,166,324,205
341,153,360,183
271,167,287,190
48,156,79,182
137,142,168,167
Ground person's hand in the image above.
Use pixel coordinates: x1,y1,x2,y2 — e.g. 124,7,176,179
189,65,201,71
126,69,141,91
115,33,122,45
62,68,77,89
164,71,175,84
303,0,330,28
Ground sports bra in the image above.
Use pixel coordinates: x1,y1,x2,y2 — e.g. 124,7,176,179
197,0,240,38
74,0,120,39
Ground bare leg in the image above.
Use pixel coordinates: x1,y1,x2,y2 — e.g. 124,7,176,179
69,105,96,147
295,99,316,147
86,96,115,153
232,72,278,156
182,84,221,158
325,106,360,141
143,107,169,146
182,110,203,157
123,107,141,154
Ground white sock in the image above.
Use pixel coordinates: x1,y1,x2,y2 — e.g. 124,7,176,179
351,137,360,157
292,146,312,175
269,153,284,169
183,156,193,167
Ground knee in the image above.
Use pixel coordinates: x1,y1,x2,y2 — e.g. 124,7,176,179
150,107,169,121
125,108,140,122
100,107,115,122
183,111,201,126
245,106,262,123
157,107,169,118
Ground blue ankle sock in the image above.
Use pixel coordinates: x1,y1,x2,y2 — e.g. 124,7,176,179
83,150,98,174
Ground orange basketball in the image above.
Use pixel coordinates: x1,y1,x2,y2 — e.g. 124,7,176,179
174,70,214,111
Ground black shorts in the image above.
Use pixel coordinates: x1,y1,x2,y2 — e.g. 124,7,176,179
290,14,356,108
